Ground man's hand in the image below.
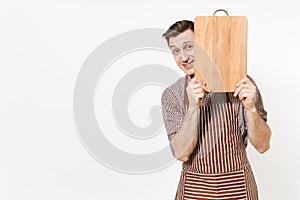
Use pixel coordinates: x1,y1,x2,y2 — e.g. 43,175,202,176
186,77,210,109
234,77,257,112
234,76,271,153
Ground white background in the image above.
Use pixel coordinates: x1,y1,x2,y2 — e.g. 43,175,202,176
1,0,300,199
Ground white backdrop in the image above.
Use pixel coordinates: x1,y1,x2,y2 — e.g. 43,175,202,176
1,0,299,199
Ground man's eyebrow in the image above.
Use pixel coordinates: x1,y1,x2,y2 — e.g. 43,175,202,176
183,41,193,44
169,40,194,48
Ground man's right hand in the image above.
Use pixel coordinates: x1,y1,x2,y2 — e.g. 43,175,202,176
186,77,210,109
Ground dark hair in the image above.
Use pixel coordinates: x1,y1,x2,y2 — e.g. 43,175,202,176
162,20,194,45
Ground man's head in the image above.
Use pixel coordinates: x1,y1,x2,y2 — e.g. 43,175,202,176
163,20,195,75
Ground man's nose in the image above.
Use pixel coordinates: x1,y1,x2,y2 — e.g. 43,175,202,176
181,51,188,62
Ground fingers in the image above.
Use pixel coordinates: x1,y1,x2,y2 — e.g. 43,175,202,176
234,77,255,97
234,86,256,107
190,77,210,93
234,84,255,97
196,92,205,99
234,84,245,97
190,83,210,94
236,76,251,87
238,90,251,101
186,77,210,105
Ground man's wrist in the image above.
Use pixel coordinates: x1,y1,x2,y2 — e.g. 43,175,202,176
187,105,199,112
245,107,257,115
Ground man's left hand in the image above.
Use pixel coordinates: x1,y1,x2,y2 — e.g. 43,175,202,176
234,77,257,112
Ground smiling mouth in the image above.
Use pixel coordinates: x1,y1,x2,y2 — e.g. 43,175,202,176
182,60,194,68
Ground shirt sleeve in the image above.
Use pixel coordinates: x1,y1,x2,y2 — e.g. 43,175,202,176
161,88,184,142
248,75,268,122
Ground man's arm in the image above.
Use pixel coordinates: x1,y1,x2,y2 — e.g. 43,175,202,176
234,77,271,153
171,77,209,162
170,107,199,162
245,109,271,153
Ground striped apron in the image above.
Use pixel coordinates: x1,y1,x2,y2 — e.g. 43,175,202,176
175,92,258,200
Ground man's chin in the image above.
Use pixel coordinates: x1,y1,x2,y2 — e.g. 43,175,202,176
185,68,194,76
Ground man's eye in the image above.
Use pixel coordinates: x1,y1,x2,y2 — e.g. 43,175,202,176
173,49,180,55
187,45,193,49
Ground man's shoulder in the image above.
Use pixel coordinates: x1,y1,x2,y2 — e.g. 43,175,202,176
163,76,185,93
161,76,185,100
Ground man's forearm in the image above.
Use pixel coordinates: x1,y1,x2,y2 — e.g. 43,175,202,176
246,109,271,153
171,107,199,162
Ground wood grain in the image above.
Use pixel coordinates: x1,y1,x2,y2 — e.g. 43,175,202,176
194,16,247,92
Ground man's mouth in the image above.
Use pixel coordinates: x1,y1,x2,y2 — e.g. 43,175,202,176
182,60,194,68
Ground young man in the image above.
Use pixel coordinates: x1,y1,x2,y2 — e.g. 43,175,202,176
161,20,271,200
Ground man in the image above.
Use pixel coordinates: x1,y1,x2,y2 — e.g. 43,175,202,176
161,20,271,200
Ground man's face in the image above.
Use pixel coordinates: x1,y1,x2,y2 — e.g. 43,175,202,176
169,29,194,75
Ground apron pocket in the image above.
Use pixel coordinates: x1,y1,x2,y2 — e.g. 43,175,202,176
183,170,247,200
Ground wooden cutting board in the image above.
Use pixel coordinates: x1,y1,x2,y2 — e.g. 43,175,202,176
194,15,247,92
